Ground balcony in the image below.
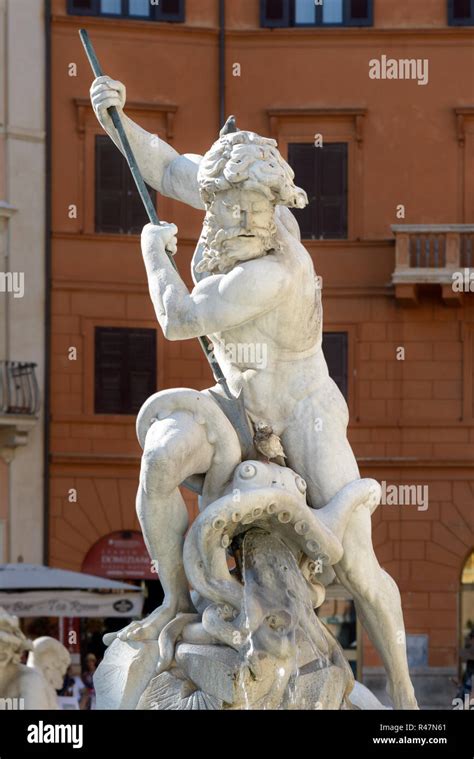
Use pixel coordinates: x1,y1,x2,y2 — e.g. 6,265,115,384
0,361,40,462
391,225,474,305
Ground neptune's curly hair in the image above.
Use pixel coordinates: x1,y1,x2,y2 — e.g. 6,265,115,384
197,131,308,209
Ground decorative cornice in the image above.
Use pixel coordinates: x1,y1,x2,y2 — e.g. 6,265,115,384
52,14,216,43
268,108,367,116
230,27,474,43
392,224,474,232
0,201,17,218
52,14,474,43
51,231,390,246
358,458,474,468
307,238,393,248
267,107,367,142
48,451,474,472
51,412,474,430
74,98,177,139
49,280,394,298
50,452,140,468
0,415,39,464
0,126,46,143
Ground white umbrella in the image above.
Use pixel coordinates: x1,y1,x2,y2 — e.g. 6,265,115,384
0,563,143,618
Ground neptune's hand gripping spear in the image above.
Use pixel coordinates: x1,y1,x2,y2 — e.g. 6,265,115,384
78,29,254,462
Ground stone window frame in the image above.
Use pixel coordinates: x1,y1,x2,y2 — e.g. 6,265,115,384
268,107,367,242
81,316,163,419
260,0,374,28
67,0,185,23
324,324,357,418
73,99,177,236
448,0,474,26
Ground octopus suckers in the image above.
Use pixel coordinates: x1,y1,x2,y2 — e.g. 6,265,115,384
294,520,309,535
239,463,257,479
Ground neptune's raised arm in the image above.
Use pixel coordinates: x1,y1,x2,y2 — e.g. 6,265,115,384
90,75,204,211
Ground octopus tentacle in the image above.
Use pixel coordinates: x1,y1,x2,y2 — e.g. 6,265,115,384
156,613,201,675
184,470,381,616
184,486,343,610
201,603,241,651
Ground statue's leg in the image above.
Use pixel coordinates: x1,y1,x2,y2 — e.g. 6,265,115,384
113,410,214,643
282,388,417,709
333,509,418,709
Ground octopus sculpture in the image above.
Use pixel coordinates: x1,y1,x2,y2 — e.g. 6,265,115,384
114,389,382,711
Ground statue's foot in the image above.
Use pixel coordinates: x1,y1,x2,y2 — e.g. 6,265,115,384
388,684,419,710
393,695,419,710
103,600,193,646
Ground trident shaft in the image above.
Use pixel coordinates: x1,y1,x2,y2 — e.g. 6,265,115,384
78,29,255,462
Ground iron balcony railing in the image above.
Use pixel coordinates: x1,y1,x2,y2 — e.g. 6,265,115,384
0,361,40,416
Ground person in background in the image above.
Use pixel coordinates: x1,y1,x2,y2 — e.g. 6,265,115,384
453,626,474,702
462,628,474,696
59,664,75,696
81,653,97,710
60,663,86,707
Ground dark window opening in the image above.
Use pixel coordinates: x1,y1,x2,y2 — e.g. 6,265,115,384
288,142,348,240
322,331,348,399
160,0,183,17
95,135,156,234
449,0,474,23
350,0,369,19
261,0,373,27
70,0,94,9
266,0,286,21
95,327,157,414
67,0,185,22
263,0,289,25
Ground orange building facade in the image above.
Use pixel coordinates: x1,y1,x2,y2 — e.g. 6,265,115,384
49,0,474,705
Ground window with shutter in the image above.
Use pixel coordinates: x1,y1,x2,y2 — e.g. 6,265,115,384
157,0,185,21
322,332,348,399
68,0,97,13
448,0,474,24
261,0,372,26
288,142,348,240
68,0,185,21
95,135,156,234
347,0,372,25
260,0,291,27
95,327,157,414
287,144,314,239
319,144,348,239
